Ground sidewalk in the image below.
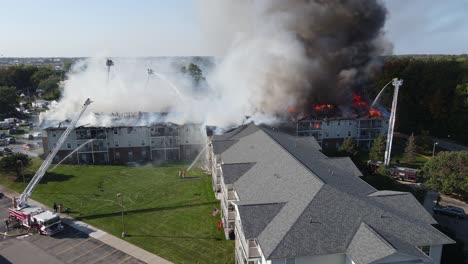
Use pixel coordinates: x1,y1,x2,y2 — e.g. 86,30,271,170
0,185,172,264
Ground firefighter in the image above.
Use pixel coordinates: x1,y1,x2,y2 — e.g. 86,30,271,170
5,219,9,230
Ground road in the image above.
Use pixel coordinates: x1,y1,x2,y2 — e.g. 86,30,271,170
433,138,468,152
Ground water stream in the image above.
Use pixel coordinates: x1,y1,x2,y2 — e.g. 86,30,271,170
50,139,95,171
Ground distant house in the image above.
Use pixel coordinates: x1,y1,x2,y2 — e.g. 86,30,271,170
208,123,453,264
32,99,50,109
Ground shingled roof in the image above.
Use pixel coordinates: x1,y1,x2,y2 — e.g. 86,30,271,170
210,123,454,263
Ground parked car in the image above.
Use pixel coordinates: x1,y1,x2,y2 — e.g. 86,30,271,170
22,134,33,140
2,147,13,153
433,205,465,219
32,132,42,138
0,147,13,155
5,137,16,144
23,143,36,150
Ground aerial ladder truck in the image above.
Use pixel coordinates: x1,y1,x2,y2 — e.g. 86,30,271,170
8,98,92,235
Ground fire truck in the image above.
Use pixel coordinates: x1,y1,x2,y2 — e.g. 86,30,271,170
8,99,92,235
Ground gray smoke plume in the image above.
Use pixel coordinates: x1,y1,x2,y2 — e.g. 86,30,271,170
42,0,393,129
199,0,393,119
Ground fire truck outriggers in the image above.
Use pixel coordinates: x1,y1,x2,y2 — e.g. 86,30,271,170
8,98,92,235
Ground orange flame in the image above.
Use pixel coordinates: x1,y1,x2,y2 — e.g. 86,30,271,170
314,104,334,111
352,93,368,108
368,108,382,118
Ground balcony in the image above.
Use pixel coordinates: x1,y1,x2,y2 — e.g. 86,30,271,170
228,211,236,221
227,190,236,201
150,136,179,148
248,240,261,259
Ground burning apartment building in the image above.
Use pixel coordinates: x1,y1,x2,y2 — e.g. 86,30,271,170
296,94,389,150
42,112,205,165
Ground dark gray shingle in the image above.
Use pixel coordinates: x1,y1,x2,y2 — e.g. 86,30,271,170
221,163,256,184
237,203,286,239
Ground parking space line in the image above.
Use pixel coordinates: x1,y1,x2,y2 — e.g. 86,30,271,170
67,243,105,263
56,238,91,255
118,255,132,264
90,249,118,264
34,229,80,244
44,231,84,250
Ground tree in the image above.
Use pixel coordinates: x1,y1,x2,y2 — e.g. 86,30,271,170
403,133,417,163
369,134,386,161
0,86,19,119
0,153,31,181
339,137,357,157
422,151,468,199
38,77,61,99
187,63,205,84
416,131,433,155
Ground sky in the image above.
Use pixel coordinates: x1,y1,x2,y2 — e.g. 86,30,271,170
0,0,467,57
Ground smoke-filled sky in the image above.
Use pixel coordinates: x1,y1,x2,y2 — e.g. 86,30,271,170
0,0,467,57
42,0,394,128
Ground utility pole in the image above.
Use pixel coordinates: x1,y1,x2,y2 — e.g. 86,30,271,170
116,193,126,238
384,78,403,166
432,142,439,157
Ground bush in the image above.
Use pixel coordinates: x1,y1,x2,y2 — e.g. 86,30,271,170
0,153,31,180
422,151,468,200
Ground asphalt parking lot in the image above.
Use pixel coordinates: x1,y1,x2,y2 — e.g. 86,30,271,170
0,195,145,264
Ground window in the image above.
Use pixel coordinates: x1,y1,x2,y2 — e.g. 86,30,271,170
337,133,340,137
285,258,295,264
114,140,119,147
326,121,330,126
142,140,145,145
349,122,352,125
338,121,340,126
114,129,118,135
348,131,351,136
325,132,329,138
128,151,133,161
115,151,120,159
142,150,147,159
67,143,71,149
52,133,56,137
418,245,431,256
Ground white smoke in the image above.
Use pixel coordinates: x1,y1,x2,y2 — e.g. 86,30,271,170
42,0,392,129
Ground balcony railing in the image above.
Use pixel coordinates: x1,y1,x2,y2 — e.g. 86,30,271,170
248,240,261,259
227,190,236,200
228,211,236,221
150,131,179,137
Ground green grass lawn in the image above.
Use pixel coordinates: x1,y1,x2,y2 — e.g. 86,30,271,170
0,161,234,264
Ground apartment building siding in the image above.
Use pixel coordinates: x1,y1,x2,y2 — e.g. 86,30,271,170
297,118,389,150
44,123,203,165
